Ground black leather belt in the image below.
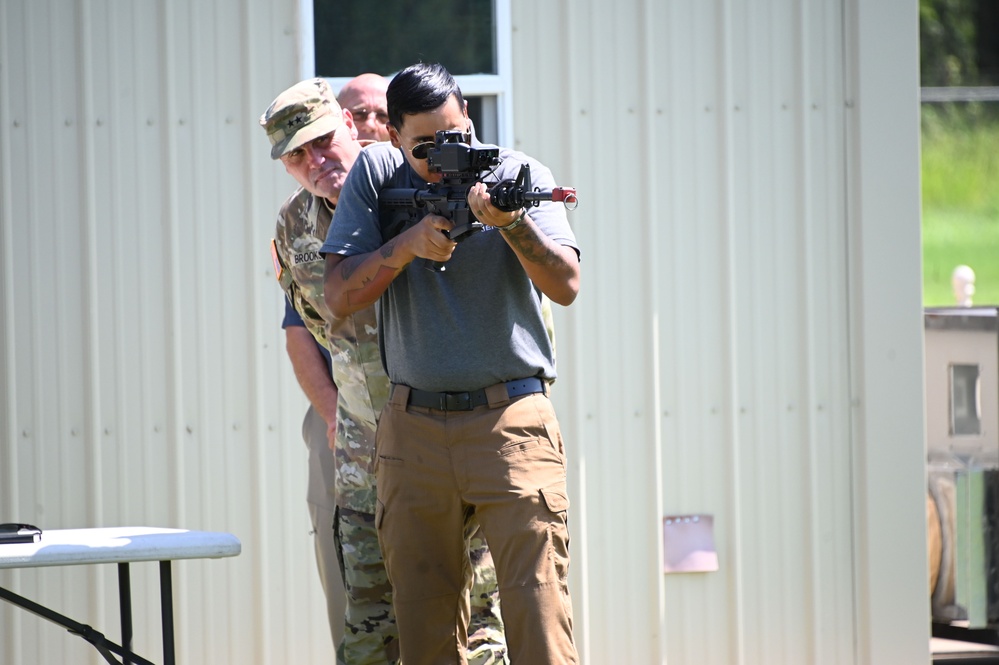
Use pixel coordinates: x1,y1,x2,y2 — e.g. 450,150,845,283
405,377,546,411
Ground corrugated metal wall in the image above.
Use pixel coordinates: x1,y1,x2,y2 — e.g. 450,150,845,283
0,1,333,663
0,0,928,664
512,0,926,664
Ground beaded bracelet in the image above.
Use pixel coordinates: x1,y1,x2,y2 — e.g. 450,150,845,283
499,209,527,232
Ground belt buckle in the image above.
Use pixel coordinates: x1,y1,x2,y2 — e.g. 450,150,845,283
444,392,472,411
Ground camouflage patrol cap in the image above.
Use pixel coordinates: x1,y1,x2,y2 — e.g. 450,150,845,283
260,78,344,160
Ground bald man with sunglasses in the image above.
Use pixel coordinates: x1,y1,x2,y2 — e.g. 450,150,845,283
337,73,391,143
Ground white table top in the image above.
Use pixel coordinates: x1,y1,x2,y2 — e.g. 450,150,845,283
0,527,241,569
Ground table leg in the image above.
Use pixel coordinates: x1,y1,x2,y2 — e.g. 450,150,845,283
118,563,133,664
159,560,175,665
0,584,156,665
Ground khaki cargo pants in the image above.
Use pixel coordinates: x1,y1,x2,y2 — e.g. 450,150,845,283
376,385,578,665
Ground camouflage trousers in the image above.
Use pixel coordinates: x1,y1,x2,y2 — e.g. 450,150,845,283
335,507,399,664
466,522,507,665
335,507,507,664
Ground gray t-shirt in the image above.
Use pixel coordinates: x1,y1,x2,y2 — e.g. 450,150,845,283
321,140,578,393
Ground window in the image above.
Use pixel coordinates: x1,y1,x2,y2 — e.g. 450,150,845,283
305,0,513,145
950,363,982,436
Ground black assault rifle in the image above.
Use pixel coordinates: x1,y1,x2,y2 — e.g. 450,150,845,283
380,130,578,271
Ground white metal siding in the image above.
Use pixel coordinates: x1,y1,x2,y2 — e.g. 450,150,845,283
1,0,928,663
1,1,333,663
513,0,926,663
847,2,929,663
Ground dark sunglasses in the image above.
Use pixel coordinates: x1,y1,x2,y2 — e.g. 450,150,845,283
409,141,435,160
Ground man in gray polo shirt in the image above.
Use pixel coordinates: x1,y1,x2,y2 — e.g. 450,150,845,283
322,62,580,665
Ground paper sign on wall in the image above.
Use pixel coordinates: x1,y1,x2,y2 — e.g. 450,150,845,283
663,514,718,573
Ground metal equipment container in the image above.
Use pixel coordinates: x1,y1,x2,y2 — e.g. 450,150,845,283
925,307,999,635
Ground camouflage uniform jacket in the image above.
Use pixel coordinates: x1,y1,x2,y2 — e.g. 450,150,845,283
272,187,387,514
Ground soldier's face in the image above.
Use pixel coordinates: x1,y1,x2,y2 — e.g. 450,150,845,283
389,95,469,184
340,92,390,142
280,123,361,204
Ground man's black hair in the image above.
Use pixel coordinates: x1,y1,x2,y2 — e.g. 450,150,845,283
387,62,466,130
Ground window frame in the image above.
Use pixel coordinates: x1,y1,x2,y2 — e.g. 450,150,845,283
297,0,514,146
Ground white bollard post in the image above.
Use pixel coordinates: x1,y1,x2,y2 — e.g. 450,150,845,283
951,265,975,307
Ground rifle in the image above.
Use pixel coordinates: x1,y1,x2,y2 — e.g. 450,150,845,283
380,130,578,271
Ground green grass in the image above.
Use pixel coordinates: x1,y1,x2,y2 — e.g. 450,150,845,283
922,208,999,305
921,106,999,306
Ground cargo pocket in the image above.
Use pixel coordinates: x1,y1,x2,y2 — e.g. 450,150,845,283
540,483,572,585
540,483,570,514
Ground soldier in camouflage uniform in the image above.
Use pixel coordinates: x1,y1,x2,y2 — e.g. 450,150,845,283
261,77,508,664
282,298,345,646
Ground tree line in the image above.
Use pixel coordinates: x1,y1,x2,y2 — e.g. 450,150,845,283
921,0,999,87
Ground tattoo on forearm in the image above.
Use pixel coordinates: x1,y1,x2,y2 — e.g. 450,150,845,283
505,226,561,267
345,264,405,308
340,259,359,281
379,238,397,259
340,240,398,283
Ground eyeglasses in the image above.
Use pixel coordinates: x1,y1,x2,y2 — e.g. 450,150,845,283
409,141,436,160
349,107,389,125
